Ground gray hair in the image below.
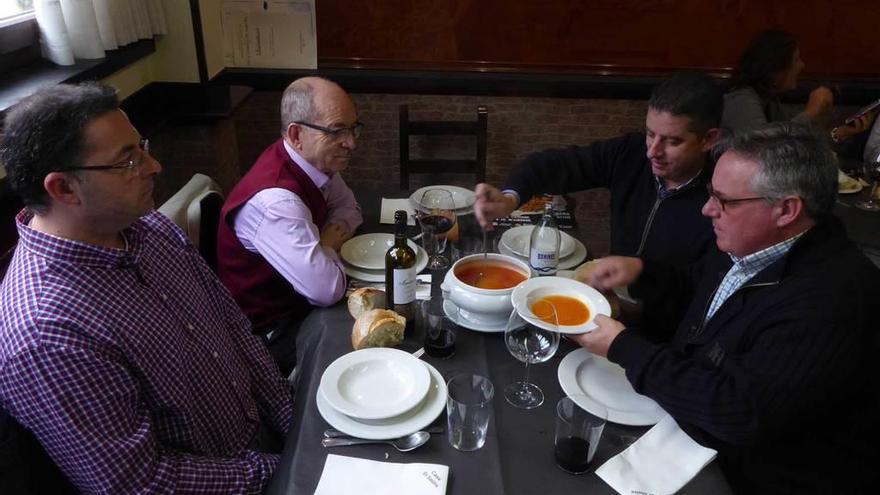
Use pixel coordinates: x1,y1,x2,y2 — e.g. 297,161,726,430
713,122,838,220
279,78,322,134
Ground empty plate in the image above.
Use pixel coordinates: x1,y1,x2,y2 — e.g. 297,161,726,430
500,225,577,259
319,348,431,420
341,233,421,270
410,185,477,211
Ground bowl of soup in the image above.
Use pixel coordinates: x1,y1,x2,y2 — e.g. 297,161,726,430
510,276,611,334
441,253,531,328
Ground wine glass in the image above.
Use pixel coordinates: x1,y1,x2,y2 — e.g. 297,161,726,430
504,296,561,409
855,150,880,212
416,188,457,269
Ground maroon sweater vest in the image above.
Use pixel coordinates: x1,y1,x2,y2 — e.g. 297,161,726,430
216,140,329,331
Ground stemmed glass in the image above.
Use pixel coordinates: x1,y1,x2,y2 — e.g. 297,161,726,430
855,150,880,212
504,297,561,409
416,188,457,269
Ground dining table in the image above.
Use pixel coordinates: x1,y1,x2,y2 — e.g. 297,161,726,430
265,186,734,495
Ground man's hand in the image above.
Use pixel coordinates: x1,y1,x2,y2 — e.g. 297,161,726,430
805,86,834,120
574,256,643,292
569,315,625,358
320,222,349,251
834,110,878,142
474,183,518,230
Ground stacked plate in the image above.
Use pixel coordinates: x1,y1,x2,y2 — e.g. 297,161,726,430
317,348,448,439
340,233,429,282
409,185,477,215
498,225,588,270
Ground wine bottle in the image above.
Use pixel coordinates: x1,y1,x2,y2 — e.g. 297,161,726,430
528,203,561,276
386,210,417,332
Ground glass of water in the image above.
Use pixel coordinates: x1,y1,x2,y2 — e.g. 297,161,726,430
504,296,560,409
446,374,494,451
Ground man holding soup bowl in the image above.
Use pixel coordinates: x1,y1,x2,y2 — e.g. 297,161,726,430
573,123,879,494
474,71,723,266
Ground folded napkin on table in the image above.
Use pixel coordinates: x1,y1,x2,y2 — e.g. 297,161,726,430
314,454,449,495
596,414,717,495
380,198,416,225
346,274,432,300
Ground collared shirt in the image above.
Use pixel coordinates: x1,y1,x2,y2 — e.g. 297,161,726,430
0,210,294,493
705,233,804,321
654,173,700,200
233,141,363,307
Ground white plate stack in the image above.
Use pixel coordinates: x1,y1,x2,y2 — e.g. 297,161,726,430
409,185,477,215
498,226,588,270
317,348,448,439
340,233,429,282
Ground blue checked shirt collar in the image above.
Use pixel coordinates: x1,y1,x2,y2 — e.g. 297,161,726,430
704,232,805,322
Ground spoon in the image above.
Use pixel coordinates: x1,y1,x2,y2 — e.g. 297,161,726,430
323,425,444,438
321,431,430,452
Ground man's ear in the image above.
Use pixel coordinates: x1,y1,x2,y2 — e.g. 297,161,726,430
774,195,804,228
701,128,721,152
285,123,302,150
43,172,84,207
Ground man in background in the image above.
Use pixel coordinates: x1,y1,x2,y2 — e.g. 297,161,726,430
217,77,363,376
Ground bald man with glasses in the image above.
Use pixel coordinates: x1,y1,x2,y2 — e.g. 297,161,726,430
216,77,363,376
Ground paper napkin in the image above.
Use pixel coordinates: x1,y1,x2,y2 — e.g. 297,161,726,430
346,274,432,300
314,454,449,495
596,415,717,495
381,198,416,225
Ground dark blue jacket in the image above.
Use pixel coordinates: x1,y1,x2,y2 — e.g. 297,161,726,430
613,219,880,493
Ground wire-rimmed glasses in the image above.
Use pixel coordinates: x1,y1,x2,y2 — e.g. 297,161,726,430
61,138,150,175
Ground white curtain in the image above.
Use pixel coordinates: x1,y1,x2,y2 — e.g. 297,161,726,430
34,0,167,66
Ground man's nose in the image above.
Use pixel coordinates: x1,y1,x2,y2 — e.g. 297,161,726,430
142,153,162,176
340,131,357,150
701,197,717,217
646,136,662,157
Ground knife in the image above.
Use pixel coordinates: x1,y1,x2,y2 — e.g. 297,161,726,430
323,425,445,439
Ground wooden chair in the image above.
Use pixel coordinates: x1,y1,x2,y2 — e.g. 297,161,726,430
399,104,488,190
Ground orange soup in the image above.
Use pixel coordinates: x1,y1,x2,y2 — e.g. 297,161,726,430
531,295,590,326
455,262,527,290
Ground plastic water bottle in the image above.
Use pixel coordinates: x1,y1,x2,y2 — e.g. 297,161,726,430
528,203,560,276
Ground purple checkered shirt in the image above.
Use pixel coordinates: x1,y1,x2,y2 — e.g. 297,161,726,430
0,210,294,494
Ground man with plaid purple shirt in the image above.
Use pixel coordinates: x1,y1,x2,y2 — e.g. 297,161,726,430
0,83,294,493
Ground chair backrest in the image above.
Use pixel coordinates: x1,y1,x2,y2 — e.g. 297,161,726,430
398,104,488,190
158,173,224,269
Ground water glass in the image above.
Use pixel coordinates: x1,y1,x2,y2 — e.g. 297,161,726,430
446,374,494,451
554,396,607,474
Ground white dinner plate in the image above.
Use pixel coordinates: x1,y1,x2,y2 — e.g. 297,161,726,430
409,185,477,212
341,234,423,270
558,348,666,426
343,244,428,282
317,361,447,440
319,348,432,420
500,225,577,259
510,276,611,334
497,236,587,271
442,299,507,333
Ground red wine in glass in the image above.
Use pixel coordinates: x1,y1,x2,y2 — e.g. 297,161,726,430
555,436,592,474
424,328,455,358
419,214,454,234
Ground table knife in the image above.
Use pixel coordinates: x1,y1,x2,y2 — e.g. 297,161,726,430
323,425,444,439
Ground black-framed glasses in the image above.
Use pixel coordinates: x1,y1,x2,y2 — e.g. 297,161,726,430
706,183,767,212
62,138,150,175
294,121,363,140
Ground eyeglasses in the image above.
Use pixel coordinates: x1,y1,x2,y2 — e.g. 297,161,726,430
62,138,150,175
294,121,363,140
706,183,767,212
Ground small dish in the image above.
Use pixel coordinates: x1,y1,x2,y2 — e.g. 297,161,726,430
510,276,611,334
319,348,431,420
410,185,477,211
343,244,428,282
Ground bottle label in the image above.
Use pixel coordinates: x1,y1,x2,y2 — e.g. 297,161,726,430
529,250,558,275
392,267,417,304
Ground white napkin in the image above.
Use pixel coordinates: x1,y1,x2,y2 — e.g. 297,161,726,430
381,198,416,225
314,454,449,495
596,415,717,495
346,274,433,300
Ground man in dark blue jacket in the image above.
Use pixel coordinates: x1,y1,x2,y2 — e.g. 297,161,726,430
475,71,722,265
577,123,880,493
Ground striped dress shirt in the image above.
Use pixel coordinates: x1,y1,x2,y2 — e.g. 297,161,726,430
0,210,293,494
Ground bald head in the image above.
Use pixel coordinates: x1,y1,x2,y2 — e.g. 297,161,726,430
280,77,350,134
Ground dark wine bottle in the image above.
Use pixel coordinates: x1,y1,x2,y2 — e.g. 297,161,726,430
386,210,417,332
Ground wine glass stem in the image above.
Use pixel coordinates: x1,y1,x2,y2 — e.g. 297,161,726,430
522,359,532,392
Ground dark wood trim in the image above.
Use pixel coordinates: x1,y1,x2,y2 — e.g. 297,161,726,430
212,66,880,105
188,0,209,84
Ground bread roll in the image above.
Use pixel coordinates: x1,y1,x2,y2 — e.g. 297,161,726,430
351,309,406,350
347,287,386,319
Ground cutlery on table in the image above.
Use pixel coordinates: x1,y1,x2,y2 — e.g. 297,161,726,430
323,425,444,439
321,431,430,452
